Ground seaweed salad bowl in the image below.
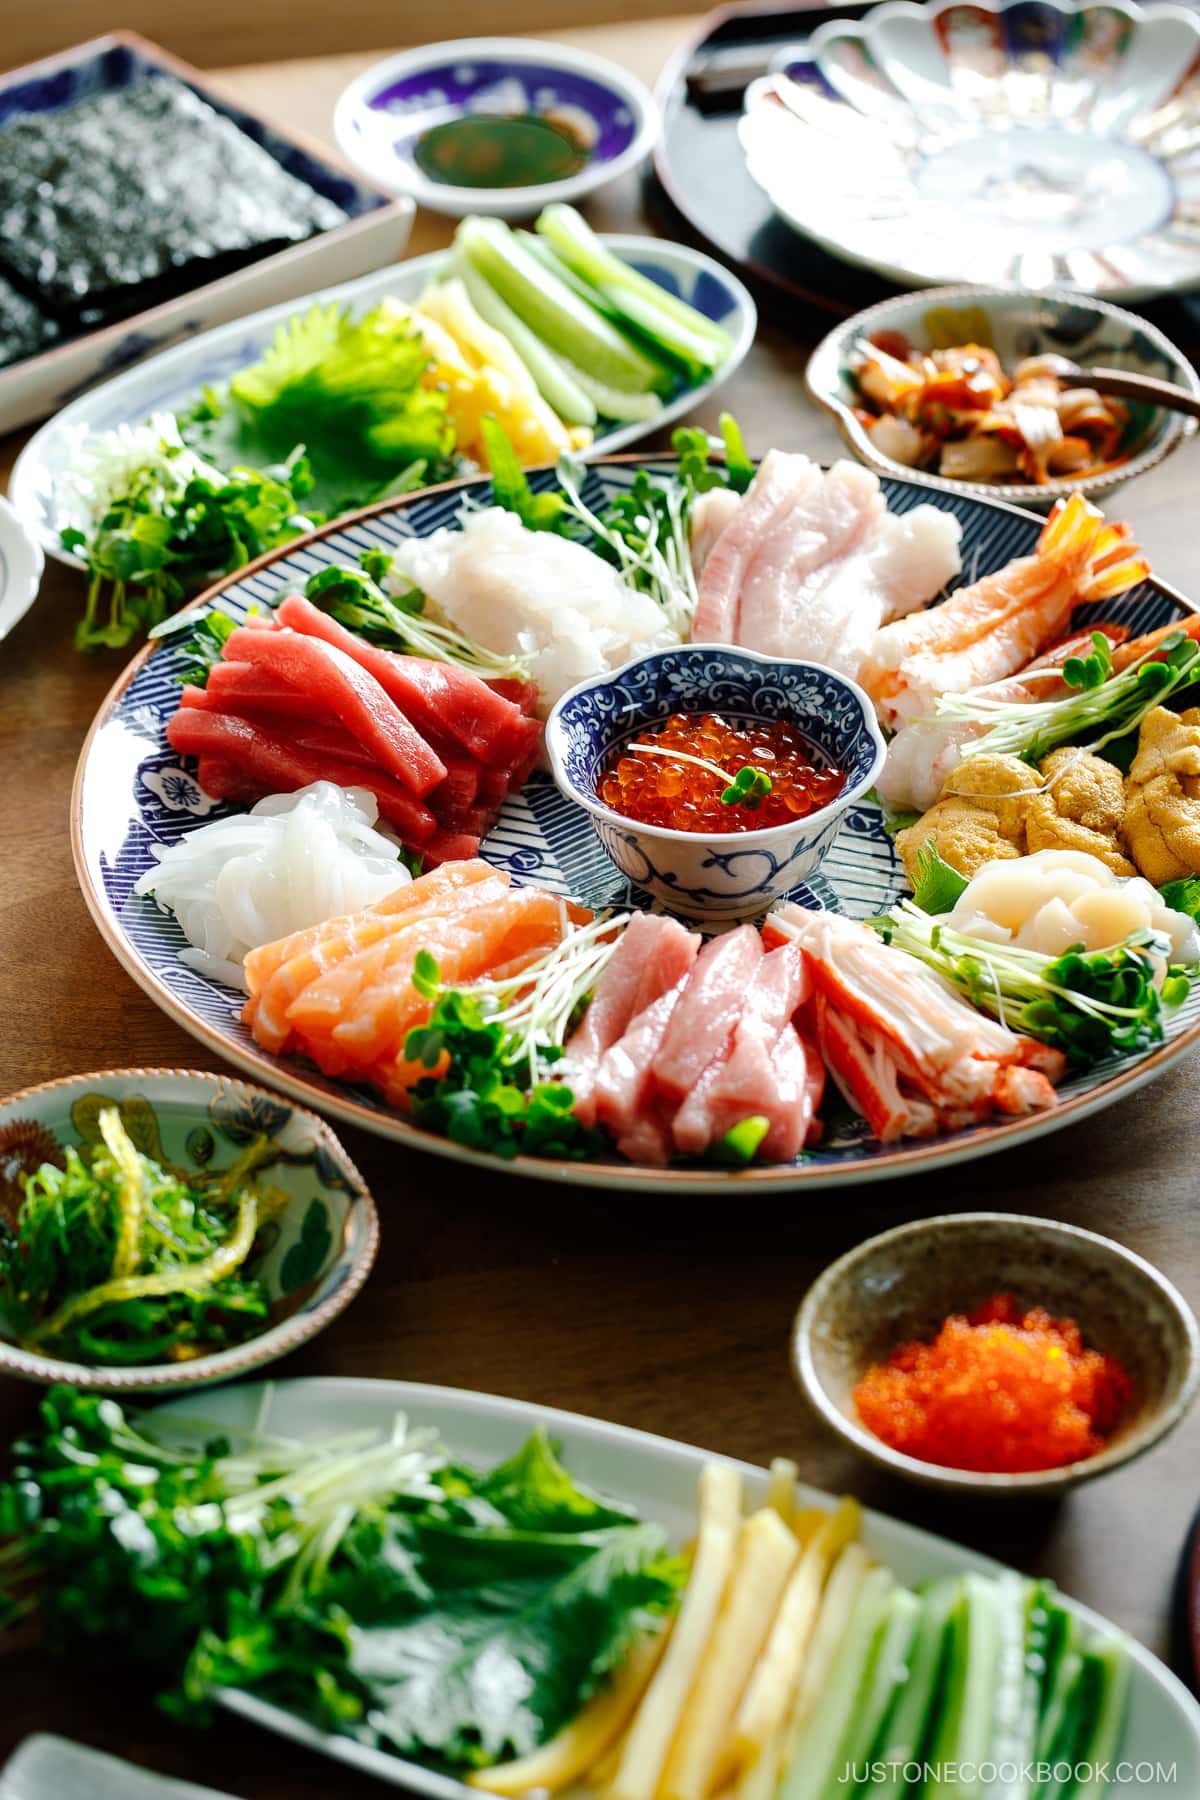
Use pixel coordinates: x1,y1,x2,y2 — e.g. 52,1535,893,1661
0,1068,379,1392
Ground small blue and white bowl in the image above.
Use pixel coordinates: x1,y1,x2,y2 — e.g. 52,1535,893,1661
334,36,659,218
546,646,886,921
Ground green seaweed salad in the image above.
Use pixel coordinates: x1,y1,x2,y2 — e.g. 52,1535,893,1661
0,1108,284,1365
0,1390,682,1771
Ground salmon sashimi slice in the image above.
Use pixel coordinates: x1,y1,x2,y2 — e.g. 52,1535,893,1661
243,860,498,995
328,885,566,1066
651,925,763,1104
566,915,701,1128
222,624,446,796
860,494,1148,729
692,451,821,643
274,595,538,769
670,940,810,1156
287,877,512,1040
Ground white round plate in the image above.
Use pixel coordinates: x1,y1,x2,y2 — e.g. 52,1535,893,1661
71,457,1200,1192
740,0,1200,299
11,238,755,569
333,36,659,219
0,495,45,643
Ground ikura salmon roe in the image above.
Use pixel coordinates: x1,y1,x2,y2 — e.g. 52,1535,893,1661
853,1294,1133,1474
596,712,845,834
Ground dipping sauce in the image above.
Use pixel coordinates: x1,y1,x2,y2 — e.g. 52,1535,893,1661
413,115,591,189
853,1293,1133,1474
597,712,845,834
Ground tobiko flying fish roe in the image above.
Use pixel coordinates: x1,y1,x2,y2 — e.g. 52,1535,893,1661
853,1294,1133,1473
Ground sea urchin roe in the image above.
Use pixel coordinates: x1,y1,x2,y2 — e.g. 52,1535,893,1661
852,1293,1133,1474
597,712,844,834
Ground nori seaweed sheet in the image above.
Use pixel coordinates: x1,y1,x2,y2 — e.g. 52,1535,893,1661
0,271,59,370
0,74,348,335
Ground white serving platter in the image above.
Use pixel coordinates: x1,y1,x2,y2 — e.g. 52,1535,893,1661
146,1376,1200,1798
10,236,756,569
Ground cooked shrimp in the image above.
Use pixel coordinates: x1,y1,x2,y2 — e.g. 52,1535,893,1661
860,495,1148,729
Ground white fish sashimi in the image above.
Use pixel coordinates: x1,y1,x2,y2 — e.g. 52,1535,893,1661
387,508,677,713
133,782,411,989
690,460,962,679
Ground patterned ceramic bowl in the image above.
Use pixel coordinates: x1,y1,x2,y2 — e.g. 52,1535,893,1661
793,1213,1200,1496
334,37,658,218
0,1068,378,1392
741,0,1200,299
807,283,1200,510
545,645,886,921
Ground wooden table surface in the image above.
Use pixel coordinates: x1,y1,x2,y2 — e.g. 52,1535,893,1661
3,18,1200,1794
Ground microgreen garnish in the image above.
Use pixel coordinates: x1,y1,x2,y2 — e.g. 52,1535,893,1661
720,766,773,809
940,629,1200,767
625,744,773,810
1062,630,1115,692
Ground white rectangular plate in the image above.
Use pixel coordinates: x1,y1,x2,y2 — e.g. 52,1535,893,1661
150,1377,1200,1798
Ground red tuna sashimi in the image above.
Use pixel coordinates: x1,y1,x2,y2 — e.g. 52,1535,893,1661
567,915,701,1129
203,662,339,721
274,595,539,769
593,976,690,1140
423,828,482,866
167,709,436,845
487,676,540,713
651,925,763,1105
670,940,809,1155
222,625,446,797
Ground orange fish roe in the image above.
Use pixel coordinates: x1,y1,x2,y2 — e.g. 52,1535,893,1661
853,1293,1133,1474
597,712,844,834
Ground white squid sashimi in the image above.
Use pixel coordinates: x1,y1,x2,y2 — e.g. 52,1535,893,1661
134,782,410,988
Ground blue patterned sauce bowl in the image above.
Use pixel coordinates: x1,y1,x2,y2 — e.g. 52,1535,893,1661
334,36,658,219
545,645,886,921
0,1068,378,1393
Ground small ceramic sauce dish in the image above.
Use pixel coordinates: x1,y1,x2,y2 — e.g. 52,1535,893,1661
334,37,659,218
545,644,885,921
0,1067,378,1392
794,1212,1200,1498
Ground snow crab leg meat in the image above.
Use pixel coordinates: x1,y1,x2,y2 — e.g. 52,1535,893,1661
860,494,1149,730
767,905,1063,1143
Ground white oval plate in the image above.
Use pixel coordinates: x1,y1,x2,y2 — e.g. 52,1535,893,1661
70,458,1200,1194
144,1375,1200,1798
10,237,755,569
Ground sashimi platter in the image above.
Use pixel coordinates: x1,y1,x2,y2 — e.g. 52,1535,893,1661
75,415,1200,1190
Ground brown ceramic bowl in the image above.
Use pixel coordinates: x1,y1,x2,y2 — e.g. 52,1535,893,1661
793,1213,1200,1497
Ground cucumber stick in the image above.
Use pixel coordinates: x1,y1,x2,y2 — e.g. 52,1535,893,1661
982,1575,1039,1800
859,1579,958,1799
1068,1640,1131,1800
1034,1607,1085,1789
536,202,733,356
458,217,666,394
923,1574,1002,1800
778,1565,896,1800
450,254,596,426
837,1588,922,1784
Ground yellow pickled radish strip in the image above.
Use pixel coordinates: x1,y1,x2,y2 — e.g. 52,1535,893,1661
607,1461,742,1800
660,1507,799,1800
765,1458,799,1528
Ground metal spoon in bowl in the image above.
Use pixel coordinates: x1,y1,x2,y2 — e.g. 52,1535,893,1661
1009,352,1200,423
